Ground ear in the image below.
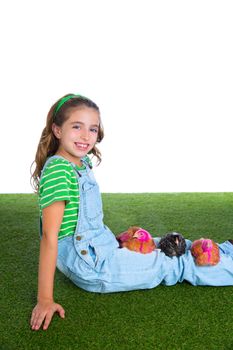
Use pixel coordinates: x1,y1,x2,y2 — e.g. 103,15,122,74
52,123,62,139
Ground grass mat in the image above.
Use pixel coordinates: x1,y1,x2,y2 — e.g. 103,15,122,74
1,193,233,350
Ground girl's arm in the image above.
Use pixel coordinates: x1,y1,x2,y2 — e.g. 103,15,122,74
30,201,65,331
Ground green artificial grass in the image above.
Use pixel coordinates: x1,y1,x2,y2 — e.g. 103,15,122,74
1,193,233,350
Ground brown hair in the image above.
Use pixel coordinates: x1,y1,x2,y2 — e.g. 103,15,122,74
31,94,104,192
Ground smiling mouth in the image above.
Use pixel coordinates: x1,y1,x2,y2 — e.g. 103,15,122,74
75,142,89,150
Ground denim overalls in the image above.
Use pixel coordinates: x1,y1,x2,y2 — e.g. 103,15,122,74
42,156,233,292
179,240,233,286
54,156,184,293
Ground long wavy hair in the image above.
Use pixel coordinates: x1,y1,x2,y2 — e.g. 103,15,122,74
31,94,104,192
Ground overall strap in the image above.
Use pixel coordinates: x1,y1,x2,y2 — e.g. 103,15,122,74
69,157,91,178
41,155,65,177
42,155,92,179
81,157,92,170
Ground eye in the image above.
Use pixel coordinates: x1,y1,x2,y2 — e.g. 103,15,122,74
72,124,81,129
90,127,99,133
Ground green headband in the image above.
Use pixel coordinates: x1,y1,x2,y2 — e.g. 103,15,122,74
53,94,86,117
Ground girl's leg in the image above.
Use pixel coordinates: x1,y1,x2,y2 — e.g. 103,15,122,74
180,242,233,286
58,240,184,293
218,240,233,256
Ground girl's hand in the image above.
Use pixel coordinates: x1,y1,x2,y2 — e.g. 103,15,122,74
30,300,65,331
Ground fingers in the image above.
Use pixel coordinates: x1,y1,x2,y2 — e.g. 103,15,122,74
30,303,65,331
30,308,36,326
57,304,65,319
42,310,54,330
31,309,47,331
30,307,39,330
42,304,65,330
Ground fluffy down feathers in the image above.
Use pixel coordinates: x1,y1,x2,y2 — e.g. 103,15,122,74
191,238,220,266
116,226,156,254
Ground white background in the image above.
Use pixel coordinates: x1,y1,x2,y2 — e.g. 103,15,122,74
0,0,232,193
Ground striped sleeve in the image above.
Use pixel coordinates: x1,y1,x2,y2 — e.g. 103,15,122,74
39,159,74,209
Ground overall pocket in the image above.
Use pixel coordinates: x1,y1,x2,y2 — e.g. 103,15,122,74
90,228,119,262
82,181,103,221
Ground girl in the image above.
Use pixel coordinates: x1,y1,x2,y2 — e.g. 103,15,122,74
30,94,233,331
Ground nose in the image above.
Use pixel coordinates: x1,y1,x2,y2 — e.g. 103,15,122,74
80,129,89,141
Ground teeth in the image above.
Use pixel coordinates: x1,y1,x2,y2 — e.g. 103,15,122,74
75,143,88,149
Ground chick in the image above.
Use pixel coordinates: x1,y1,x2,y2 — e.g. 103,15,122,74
117,226,156,254
191,238,220,266
158,232,186,257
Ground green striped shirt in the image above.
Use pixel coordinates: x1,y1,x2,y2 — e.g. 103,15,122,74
39,157,90,239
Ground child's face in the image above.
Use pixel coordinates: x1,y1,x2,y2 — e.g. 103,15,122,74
53,107,100,165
